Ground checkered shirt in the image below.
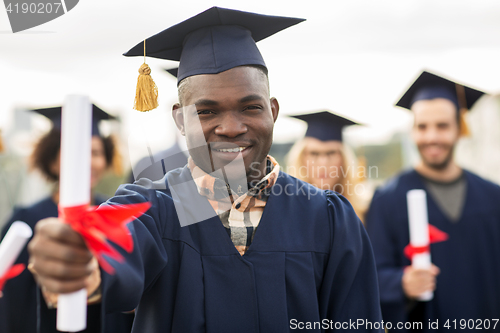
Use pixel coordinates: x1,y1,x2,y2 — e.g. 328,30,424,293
188,156,280,255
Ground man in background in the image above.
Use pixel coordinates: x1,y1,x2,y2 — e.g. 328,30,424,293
366,71,500,331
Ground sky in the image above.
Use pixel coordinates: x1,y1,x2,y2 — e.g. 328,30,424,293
2,0,500,163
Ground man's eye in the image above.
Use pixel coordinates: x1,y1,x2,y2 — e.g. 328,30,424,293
197,109,214,115
244,105,262,111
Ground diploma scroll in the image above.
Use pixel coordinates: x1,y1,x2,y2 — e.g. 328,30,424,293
57,95,92,332
406,189,433,301
0,221,33,277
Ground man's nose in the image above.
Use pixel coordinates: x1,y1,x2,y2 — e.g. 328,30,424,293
214,113,248,138
423,127,440,142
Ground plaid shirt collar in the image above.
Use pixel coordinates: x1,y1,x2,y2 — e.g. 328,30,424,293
188,155,280,202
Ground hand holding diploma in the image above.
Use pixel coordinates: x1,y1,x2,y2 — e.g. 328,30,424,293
28,95,150,332
404,190,448,301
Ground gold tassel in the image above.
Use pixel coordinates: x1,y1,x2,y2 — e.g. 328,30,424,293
455,84,470,137
459,108,470,137
133,40,159,112
0,130,4,153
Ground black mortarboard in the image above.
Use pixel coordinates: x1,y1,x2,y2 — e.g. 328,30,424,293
31,104,116,136
396,71,485,111
164,68,178,78
124,7,304,84
290,111,359,142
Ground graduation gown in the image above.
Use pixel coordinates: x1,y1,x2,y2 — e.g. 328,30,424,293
366,169,500,332
127,142,188,183
0,196,134,333
97,167,383,332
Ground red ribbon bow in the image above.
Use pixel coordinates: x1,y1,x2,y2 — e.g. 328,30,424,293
59,202,151,274
0,263,25,295
404,224,449,259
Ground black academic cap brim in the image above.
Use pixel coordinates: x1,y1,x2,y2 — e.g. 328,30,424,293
124,7,304,83
290,110,359,142
396,70,485,111
164,68,178,78
124,7,304,60
31,104,116,136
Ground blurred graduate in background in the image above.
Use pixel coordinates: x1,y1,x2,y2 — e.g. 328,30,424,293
0,105,133,333
366,71,500,332
286,110,368,220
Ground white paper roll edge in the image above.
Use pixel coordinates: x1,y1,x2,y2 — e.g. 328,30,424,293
59,95,91,207
407,190,430,247
406,189,433,301
0,221,33,276
57,95,92,332
57,289,87,332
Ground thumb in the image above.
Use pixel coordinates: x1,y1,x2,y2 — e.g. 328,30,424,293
429,264,440,276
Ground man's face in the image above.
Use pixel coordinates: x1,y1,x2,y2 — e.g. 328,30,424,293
411,98,460,170
173,66,279,184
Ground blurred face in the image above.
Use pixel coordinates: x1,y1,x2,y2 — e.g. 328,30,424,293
90,136,107,188
173,66,279,184
303,138,343,190
412,98,460,170
49,136,108,189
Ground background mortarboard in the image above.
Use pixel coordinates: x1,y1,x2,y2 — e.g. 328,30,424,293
396,70,485,111
124,7,305,84
164,68,178,78
31,104,117,136
290,110,359,142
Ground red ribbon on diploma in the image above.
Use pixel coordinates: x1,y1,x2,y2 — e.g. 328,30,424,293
59,202,151,274
404,224,449,259
0,263,25,294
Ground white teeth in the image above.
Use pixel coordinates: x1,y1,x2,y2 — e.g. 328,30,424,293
215,147,247,153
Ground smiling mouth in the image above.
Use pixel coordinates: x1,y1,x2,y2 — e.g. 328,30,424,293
212,146,250,153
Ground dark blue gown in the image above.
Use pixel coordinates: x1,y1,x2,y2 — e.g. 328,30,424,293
366,169,500,332
93,167,383,332
0,196,134,333
127,142,188,183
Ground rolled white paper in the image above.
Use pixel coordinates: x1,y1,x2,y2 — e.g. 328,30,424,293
0,221,33,277
57,289,87,331
59,95,92,208
57,95,92,332
406,189,433,301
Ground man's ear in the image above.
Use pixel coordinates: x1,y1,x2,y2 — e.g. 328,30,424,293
270,97,279,123
172,103,185,136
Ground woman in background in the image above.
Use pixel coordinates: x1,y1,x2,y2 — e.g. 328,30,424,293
286,110,368,221
0,105,133,333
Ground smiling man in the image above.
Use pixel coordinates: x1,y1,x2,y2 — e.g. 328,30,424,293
366,71,500,332
27,7,383,332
